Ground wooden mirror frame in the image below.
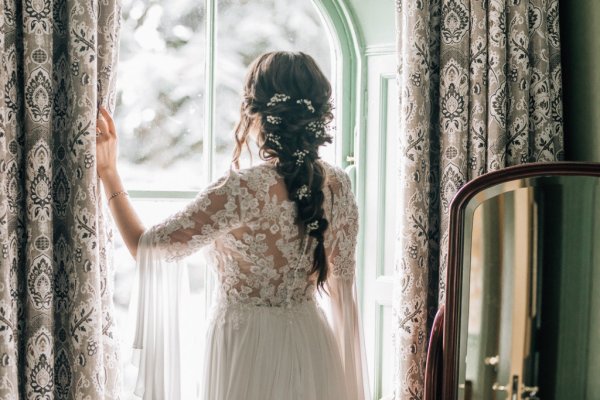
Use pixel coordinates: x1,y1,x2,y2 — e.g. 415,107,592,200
424,161,600,400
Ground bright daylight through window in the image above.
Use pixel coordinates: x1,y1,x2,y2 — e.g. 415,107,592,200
111,0,334,396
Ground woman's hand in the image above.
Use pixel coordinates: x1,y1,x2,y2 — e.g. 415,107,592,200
95,106,145,258
96,107,119,179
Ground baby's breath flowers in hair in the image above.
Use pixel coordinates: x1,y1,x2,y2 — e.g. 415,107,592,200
266,115,282,125
267,93,291,107
307,220,319,232
296,185,311,200
306,121,326,138
293,149,309,166
265,132,282,149
296,99,315,113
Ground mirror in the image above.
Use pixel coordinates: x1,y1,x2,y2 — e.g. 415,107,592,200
428,163,600,400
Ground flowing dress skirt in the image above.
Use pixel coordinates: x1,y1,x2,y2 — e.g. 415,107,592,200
202,300,348,400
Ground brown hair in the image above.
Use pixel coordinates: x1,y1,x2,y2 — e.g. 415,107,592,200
232,51,333,289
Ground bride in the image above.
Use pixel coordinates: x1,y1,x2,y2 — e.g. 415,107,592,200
96,51,370,400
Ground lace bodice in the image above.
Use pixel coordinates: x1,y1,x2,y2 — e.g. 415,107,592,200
146,161,358,307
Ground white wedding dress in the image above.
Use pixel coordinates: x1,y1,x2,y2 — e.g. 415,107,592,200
130,161,370,400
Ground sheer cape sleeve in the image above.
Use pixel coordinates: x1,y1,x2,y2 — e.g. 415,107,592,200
131,234,192,399
131,170,243,399
321,168,371,400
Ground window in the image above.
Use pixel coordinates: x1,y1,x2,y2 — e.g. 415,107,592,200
360,53,398,400
111,0,342,396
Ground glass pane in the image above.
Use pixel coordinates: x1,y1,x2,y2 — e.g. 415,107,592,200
116,0,206,191
214,0,334,175
113,199,208,397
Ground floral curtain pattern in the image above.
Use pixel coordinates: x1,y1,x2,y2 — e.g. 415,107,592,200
0,1,121,398
393,0,564,398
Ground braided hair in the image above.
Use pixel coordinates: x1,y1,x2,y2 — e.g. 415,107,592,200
231,51,334,289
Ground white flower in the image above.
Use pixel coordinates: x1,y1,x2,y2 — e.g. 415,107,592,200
293,149,309,165
267,93,291,107
296,185,311,200
266,115,282,125
265,133,282,149
296,99,315,113
307,220,319,232
306,121,326,137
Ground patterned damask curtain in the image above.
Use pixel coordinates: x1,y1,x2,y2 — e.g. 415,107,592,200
393,0,564,398
0,1,121,398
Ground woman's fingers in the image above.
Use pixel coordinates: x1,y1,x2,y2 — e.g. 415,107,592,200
95,107,119,177
96,116,108,138
99,107,117,137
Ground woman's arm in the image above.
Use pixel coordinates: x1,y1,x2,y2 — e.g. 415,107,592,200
96,107,145,258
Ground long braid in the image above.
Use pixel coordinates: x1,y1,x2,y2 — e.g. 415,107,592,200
231,51,333,289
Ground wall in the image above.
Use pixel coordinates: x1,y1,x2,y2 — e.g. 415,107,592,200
560,0,600,161
555,2,600,396
347,0,395,48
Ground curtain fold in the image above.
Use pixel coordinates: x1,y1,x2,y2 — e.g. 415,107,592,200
0,1,121,398
393,0,564,398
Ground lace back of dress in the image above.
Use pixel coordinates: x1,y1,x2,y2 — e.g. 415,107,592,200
282,234,312,307
156,162,348,308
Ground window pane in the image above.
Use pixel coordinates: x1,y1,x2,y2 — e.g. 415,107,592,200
214,0,334,175
113,199,208,397
116,0,206,191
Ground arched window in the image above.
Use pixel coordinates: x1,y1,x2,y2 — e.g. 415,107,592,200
111,0,362,396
